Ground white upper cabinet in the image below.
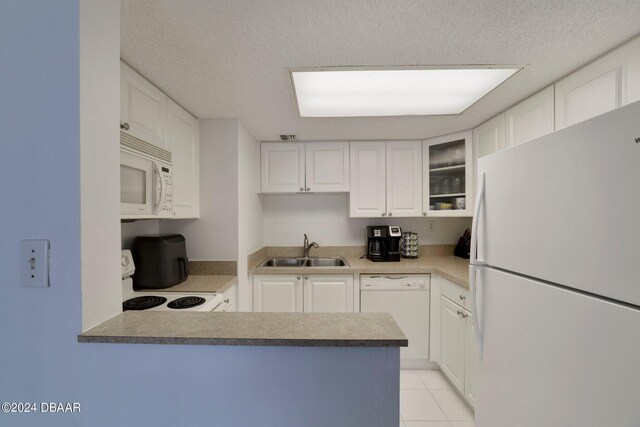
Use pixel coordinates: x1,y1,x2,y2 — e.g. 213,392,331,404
120,62,167,149
305,142,350,192
260,142,349,193
261,143,305,193
349,140,422,218
423,131,473,217
166,99,199,218
473,114,505,160
386,141,423,217
555,36,640,129
349,141,386,217
505,86,554,147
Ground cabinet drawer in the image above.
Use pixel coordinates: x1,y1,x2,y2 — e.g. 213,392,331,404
441,278,471,311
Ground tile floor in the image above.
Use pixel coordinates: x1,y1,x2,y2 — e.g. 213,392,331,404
399,369,474,427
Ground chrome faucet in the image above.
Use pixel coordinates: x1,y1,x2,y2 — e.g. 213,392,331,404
303,234,319,258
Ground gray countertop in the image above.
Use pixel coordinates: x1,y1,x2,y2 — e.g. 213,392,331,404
251,254,470,289
78,312,408,347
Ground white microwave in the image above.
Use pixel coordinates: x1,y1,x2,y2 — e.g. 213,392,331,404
120,132,174,219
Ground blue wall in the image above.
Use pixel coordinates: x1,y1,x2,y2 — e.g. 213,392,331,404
0,2,399,426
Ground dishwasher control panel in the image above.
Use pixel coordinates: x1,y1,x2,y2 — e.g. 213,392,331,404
360,274,430,291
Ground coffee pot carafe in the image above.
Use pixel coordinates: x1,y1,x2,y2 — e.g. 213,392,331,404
366,225,402,262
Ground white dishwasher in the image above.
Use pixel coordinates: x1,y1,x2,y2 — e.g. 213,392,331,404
360,274,430,366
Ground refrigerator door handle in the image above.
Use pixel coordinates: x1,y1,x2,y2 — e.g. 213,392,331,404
470,264,484,359
470,172,486,266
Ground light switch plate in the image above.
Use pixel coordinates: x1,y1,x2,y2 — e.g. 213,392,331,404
20,239,50,288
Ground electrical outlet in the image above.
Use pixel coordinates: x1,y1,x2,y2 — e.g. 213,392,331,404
426,220,436,233
20,239,50,288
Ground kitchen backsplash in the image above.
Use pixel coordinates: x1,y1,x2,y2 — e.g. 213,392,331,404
262,194,471,246
189,261,237,275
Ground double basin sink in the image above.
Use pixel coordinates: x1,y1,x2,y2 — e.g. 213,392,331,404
260,257,350,268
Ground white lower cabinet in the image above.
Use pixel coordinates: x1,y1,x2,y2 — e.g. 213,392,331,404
440,296,466,391
253,274,354,313
439,279,479,408
463,313,480,406
304,275,354,313
221,280,238,312
253,275,303,312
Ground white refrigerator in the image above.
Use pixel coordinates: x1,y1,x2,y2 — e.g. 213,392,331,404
470,101,640,427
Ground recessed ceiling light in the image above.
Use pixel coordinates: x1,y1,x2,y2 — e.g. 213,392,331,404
290,66,521,118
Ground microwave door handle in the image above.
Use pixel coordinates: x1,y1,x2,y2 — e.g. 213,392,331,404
152,162,163,214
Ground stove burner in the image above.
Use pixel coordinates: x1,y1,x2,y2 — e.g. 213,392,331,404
167,296,206,309
123,296,167,311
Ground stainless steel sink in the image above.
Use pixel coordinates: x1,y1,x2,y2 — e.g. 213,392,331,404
260,257,306,267
305,257,349,267
259,257,350,267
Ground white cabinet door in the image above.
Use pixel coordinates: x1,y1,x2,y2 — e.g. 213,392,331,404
304,275,354,313
221,281,238,312
553,37,640,129
440,296,465,392
260,143,305,193
253,275,303,312
349,141,386,217
555,65,621,129
120,62,167,149
464,310,480,408
386,141,422,217
505,86,554,147
473,114,505,160
423,131,473,217
166,99,199,218
305,142,349,192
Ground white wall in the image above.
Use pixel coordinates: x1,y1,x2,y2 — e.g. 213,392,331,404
121,220,160,249
237,121,264,310
80,0,121,329
160,119,239,260
263,194,471,247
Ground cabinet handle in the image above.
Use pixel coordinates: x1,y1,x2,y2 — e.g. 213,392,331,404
306,187,310,192
456,310,462,316
459,295,466,301
299,187,304,192
120,122,130,131
297,276,301,280
224,298,230,304
382,212,387,217
388,212,393,217
423,212,427,216
304,275,309,280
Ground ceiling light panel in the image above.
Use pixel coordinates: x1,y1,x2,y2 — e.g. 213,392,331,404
291,68,520,117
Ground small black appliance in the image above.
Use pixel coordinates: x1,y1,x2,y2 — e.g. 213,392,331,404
131,234,189,289
366,225,402,262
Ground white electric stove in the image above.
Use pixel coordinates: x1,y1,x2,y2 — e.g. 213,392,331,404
121,250,225,313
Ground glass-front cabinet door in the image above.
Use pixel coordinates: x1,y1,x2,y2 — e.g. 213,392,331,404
423,131,473,217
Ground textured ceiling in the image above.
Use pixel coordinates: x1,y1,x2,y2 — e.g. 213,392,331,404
121,0,640,141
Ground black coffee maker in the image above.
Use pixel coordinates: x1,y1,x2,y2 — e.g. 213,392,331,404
366,225,402,262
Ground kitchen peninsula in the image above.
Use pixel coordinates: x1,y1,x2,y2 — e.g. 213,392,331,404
78,312,406,427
